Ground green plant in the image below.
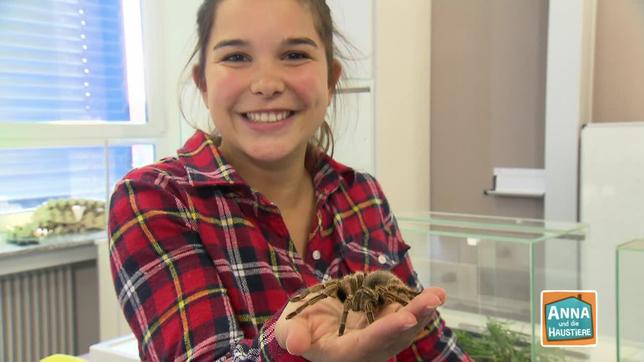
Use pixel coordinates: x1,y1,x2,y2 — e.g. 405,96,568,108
455,319,566,362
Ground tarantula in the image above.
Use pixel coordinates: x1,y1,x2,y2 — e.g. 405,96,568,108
286,270,420,336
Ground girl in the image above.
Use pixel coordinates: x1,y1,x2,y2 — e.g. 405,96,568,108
108,0,470,361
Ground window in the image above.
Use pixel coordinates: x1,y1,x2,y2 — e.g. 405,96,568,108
0,0,160,216
0,0,146,124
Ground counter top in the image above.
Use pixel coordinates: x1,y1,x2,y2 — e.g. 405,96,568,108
0,230,105,276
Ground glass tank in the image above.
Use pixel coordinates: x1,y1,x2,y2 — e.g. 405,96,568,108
616,239,644,362
397,212,586,361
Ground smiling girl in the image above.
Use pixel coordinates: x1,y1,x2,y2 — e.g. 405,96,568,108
108,0,470,361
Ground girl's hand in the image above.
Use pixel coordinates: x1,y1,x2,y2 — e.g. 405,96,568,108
274,287,446,362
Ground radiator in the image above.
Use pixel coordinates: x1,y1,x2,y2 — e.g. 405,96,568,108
0,265,75,362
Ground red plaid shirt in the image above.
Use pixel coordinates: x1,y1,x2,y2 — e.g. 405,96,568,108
109,131,470,361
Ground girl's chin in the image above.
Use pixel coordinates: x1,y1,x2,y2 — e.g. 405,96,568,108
219,137,310,168
242,144,306,166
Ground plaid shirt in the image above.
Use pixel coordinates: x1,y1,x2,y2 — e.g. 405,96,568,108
109,131,470,362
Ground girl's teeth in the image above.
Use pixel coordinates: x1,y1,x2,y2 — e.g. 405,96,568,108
246,111,291,123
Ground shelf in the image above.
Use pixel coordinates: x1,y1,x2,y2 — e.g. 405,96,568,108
484,189,545,198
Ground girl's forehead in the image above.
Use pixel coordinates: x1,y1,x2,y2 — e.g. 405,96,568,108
212,0,320,42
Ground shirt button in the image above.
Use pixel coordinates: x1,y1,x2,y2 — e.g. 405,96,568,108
312,250,321,260
378,254,388,264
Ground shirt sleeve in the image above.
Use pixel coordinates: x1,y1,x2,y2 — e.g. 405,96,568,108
367,176,473,362
108,174,305,362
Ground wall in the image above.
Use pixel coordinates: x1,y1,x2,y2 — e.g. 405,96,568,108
593,0,644,122
430,0,548,218
374,0,431,214
74,261,100,354
144,0,203,158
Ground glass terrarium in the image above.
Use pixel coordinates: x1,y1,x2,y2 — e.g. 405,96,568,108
397,212,586,361
616,239,644,362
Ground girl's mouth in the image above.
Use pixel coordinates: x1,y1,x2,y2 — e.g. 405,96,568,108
242,110,295,123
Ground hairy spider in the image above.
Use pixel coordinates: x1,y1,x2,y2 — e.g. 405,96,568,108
286,270,420,336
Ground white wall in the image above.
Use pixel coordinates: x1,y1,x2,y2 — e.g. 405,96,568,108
325,0,375,175
543,0,597,297
143,0,203,158
544,0,596,223
375,0,431,214
580,123,644,361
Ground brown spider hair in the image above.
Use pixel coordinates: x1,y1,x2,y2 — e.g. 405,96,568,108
286,271,422,336
186,0,349,169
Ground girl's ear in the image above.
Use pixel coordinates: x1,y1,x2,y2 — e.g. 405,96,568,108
192,65,209,108
328,59,343,96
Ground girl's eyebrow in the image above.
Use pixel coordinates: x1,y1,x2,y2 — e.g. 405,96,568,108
213,37,318,51
213,39,248,51
283,37,318,48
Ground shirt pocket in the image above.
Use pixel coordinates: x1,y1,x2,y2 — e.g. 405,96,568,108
339,233,410,275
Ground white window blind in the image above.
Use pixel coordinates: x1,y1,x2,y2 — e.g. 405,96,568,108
0,0,134,123
0,145,154,212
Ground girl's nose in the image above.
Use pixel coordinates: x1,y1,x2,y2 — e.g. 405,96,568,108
250,74,285,97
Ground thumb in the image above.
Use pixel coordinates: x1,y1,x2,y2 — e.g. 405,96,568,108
283,318,312,356
358,309,418,345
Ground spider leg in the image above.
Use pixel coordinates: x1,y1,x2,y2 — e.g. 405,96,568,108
364,301,376,324
385,291,412,305
402,289,421,302
338,296,353,336
286,284,338,319
389,278,418,291
376,285,413,306
290,282,330,302
386,284,420,300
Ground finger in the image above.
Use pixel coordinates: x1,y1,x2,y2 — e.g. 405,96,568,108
357,307,418,343
283,317,312,356
423,286,447,304
322,309,416,360
400,288,444,321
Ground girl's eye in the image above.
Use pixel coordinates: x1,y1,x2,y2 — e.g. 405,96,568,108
222,53,250,63
283,51,309,61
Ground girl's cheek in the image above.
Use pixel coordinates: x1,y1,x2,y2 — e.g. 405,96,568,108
209,71,248,105
289,71,328,103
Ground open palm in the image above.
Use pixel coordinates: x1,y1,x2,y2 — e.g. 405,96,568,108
275,287,446,362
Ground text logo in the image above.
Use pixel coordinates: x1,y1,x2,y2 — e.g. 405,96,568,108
541,290,597,347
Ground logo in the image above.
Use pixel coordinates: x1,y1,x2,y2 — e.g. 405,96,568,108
541,290,597,347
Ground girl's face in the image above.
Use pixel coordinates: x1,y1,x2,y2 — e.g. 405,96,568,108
197,0,340,168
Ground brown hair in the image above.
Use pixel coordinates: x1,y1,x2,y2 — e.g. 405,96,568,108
187,0,348,168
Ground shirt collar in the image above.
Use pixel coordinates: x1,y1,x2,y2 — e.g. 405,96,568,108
178,130,356,196
313,151,356,201
177,131,245,187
